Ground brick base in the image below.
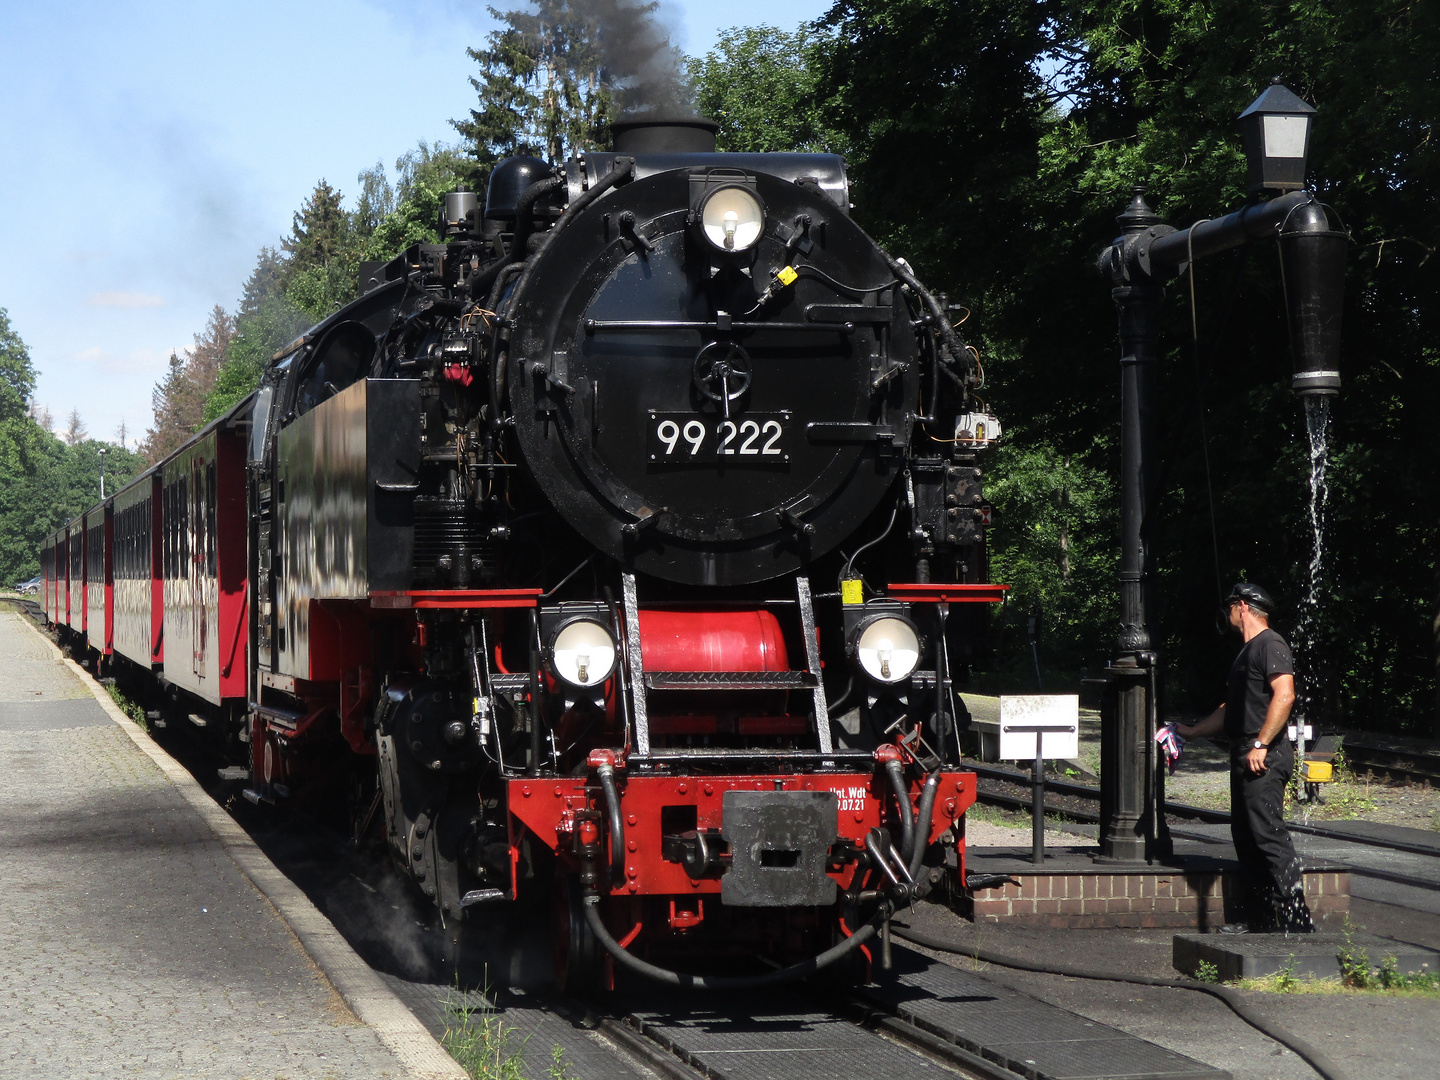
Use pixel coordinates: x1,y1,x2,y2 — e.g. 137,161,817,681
959,869,1349,929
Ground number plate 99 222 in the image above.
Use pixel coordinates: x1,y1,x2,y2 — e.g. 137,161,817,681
647,411,791,464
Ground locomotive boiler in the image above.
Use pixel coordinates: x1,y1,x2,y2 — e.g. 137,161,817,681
44,115,1004,990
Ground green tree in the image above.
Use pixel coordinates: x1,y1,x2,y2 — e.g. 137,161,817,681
688,26,845,154
142,305,233,463
203,248,309,422
453,2,616,169
0,311,145,581
0,308,35,425
453,1,692,171
359,142,479,260
985,442,1117,679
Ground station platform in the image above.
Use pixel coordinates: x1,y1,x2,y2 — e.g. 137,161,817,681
894,894,1440,1080
962,841,1350,929
0,609,463,1080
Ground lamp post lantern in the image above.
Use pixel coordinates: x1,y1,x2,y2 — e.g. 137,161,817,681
1238,79,1316,196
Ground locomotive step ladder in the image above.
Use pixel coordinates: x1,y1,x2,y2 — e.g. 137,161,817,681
621,572,848,762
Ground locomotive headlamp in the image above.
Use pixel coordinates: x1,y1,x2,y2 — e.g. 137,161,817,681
699,186,765,252
550,618,618,687
850,614,921,684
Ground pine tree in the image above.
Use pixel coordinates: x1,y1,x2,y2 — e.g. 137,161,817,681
239,247,288,318
452,1,692,170
186,305,234,393
284,181,349,272
62,409,87,446
141,306,235,463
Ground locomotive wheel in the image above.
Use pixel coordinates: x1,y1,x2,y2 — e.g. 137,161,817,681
551,875,605,995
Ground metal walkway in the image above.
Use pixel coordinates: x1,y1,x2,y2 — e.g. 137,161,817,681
857,945,1227,1080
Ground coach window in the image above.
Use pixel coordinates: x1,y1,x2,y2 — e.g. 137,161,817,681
164,484,173,578
206,460,217,575
179,476,189,570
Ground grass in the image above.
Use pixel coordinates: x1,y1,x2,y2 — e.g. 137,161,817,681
1193,959,1220,983
1220,918,1440,997
1233,968,1440,996
105,682,148,731
443,1005,530,1080
442,994,575,1080
966,801,1028,829
1287,774,1379,821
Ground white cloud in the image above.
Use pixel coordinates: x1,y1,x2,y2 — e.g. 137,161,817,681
85,290,166,308
69,344,178,375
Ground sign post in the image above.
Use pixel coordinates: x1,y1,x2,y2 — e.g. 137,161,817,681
1000,696,1080,864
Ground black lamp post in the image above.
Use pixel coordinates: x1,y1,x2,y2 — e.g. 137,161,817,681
98,447,108,500
1095,84,1345,862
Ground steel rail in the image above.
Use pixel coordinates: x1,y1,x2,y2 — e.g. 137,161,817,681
968,760,1440,872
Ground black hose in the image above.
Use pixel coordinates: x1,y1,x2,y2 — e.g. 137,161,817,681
840,502,898,584
505,158,635,318
872,246,974,382
884,759,916,863
890,924,1353,1080
595,763,625,878
467,258,504,303
584,894,887,990
907,771,941,880
510,175,564,265
486,261,524,314
826,674,855,719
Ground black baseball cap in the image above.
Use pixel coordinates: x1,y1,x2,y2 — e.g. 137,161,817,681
1226,582,1275,614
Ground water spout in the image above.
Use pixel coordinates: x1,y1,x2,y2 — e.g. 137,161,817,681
1293,395,1331,739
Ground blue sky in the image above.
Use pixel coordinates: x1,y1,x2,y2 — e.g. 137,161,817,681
0,0,830,447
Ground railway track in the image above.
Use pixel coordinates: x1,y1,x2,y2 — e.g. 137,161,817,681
1342,738,1440,787
965,759,1440,870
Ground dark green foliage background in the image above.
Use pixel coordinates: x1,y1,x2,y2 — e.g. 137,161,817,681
806,0,1438,730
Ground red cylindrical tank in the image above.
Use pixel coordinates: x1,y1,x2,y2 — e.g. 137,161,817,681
636,610,789,672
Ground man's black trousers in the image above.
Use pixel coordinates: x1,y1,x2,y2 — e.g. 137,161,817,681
1230,741,1314,931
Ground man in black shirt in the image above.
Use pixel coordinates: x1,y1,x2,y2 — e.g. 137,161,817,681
1176,583,1314,933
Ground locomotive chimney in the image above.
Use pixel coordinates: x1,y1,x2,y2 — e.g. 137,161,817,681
611,113,719,154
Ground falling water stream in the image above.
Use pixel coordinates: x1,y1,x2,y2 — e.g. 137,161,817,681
1294,395,1331,817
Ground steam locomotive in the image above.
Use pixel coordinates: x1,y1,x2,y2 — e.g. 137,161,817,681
40,115,1003,989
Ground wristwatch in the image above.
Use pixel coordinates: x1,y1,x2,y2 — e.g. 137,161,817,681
1252,740,1266,750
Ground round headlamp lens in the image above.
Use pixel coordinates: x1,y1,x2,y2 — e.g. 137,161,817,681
700,186,764,252
551,619,617,687
854,616,921,684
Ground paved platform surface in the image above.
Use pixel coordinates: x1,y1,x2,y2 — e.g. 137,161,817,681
0,610,414,1079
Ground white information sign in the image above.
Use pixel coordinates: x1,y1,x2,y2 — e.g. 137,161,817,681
998,695,1080,760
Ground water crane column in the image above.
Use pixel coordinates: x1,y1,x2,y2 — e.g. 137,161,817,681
1095,83,1346,862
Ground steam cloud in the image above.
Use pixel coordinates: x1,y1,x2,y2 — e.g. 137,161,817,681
567,0,695,114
